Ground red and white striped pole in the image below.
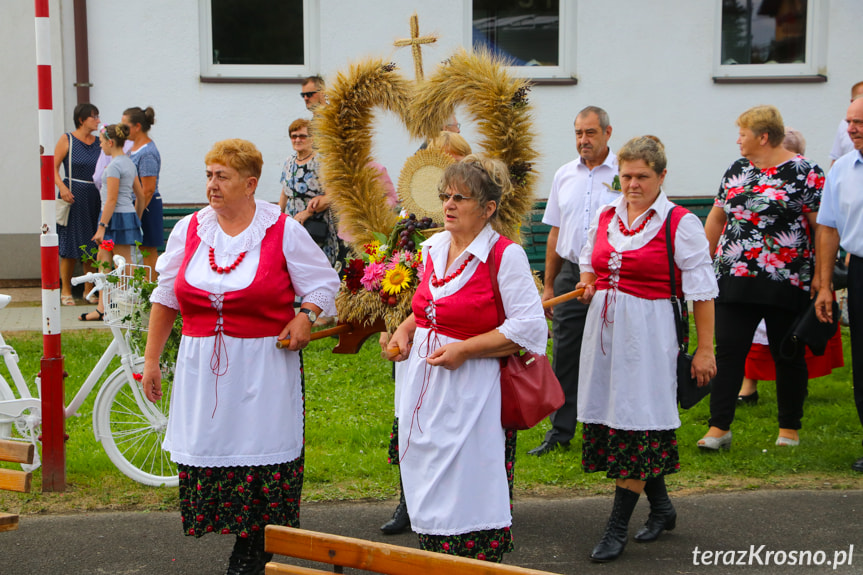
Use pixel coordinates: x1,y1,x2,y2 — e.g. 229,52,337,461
35,0,66,492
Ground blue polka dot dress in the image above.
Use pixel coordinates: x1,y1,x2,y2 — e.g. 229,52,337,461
57,133,101,260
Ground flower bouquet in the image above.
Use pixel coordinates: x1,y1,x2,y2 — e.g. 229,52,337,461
336,213,441,332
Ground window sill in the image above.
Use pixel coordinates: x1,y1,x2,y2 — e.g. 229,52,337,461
530,77,578,86
199,76,308,84
712,74,826,84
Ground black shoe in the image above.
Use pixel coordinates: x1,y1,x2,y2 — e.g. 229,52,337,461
737,391,759,405
590,486,641,563
226,534,266,575
527,439,570,456
380,499,410,534
634,477,677,543
381,480,410,535
852,457,863,473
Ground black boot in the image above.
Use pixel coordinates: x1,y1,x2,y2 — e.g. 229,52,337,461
589,486,640,563
226,532,267,575
380,478,410,535
634,476,677,543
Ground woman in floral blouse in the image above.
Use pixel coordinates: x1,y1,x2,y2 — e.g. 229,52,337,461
701,105,824,451
279,118,344,271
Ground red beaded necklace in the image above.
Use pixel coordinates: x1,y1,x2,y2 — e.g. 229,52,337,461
431,253,475,287
618,210,655,236
209,247,247,274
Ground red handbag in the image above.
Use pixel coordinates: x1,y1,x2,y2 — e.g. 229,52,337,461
488,238,564,430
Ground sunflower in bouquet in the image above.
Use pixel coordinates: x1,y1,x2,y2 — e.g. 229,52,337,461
337,213,441,332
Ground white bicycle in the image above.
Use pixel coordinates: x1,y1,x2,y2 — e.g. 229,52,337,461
0,256,177,487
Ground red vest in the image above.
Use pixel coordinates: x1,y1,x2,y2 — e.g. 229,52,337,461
592,207,686,300
413,236,513,340
176,212,296,337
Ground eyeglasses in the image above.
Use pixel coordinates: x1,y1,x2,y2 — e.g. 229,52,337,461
438,191,474,203
300,91,319,99
290,134,309,140
446,123,461,130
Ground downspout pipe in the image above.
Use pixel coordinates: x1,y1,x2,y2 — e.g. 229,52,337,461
73,0,91,103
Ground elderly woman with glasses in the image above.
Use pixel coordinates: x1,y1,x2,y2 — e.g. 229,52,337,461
279,118,344,271
385,155,547,563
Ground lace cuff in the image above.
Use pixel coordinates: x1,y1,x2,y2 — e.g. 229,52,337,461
497,321,547,356
302,289,336,317
150,286,180,310
684,289,719,302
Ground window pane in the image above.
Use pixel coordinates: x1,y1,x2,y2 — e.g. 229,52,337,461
212,0,304,66
473,0,559,66
721,0,807,65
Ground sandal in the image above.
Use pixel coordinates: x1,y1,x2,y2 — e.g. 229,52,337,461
78,310,104,322
61,295,76,306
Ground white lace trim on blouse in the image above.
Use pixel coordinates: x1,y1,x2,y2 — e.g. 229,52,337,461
196,200,281,255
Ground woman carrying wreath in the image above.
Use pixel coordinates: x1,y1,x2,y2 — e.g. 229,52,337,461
386,155,547,563
142,139,339,575
576,136,717,562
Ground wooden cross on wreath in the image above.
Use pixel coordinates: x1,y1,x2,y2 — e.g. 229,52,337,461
393,12,437,81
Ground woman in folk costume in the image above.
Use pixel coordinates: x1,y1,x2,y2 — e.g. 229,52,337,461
387,155,547,562
142,139,339,575
576,136,717,562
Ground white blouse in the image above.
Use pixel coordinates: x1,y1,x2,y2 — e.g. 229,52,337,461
150,200,340,467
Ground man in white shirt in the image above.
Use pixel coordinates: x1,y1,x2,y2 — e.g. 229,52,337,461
816,97,863,473
528,106,620,456
829,81,863,166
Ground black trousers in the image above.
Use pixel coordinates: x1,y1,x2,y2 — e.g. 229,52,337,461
847,256,863,433
544,259,589,444
709,301,808,430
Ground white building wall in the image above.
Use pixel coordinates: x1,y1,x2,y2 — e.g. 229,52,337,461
3,0,863,279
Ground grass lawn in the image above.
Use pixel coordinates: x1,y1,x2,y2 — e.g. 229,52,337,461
1,325,862,515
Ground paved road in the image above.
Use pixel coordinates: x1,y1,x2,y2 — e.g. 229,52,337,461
1,491,861,574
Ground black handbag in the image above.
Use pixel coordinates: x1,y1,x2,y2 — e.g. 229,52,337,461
780,299,840,359
303,211,329,245
833,259,848,291
666,207,712,410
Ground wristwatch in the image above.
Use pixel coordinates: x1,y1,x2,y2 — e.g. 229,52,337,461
98,222,107,228
298,308,318,323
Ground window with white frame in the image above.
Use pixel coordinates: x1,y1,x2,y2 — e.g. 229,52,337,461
199,0,319,81
715,0,826,81
469,0,575,81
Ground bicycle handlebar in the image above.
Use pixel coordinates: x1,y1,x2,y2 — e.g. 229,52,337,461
71,272,104,287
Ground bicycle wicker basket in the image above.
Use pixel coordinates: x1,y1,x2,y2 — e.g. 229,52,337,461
102,264,151,330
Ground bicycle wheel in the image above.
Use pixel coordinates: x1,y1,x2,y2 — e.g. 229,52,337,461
93,359,178,487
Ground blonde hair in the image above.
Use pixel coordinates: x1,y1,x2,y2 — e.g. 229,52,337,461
204,139,263,179
101,123,130,147
428,131,472,159
737,105,785,147
617,135,667,174
440,154,512,221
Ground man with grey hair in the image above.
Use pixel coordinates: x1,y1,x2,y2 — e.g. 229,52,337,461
301,75,326,111
528,106,620,456
830,81,863,165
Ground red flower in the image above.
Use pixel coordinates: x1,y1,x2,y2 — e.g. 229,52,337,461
100,239,115,251
205,469,212,477
743,247,762,260
763,166,778,176
491,541,499,549
442,543,450,551
589,464,596,471
188,528,195,535
238,486,244,494
224,502,232,508
477,553,487,561
630,455,638,462
196,514,204,522
263,514,270,522
466,540,475,549
608,455,616,462
251,525,260,532
227,472,235,480
618,442,626,450
132,373,143,381
608,429,616,436
345,258,365,293
273,472,281,481
206,526,213,532
222,528,231,534
620,469,629,477
179,472,187,479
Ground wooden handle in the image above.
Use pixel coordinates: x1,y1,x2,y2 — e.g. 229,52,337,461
543,287,584,309
275,324,352,349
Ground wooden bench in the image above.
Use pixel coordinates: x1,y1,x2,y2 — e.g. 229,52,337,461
0,439,34,532
264,526,563,575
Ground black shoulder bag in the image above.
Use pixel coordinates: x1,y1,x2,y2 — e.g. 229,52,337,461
666,206,711,409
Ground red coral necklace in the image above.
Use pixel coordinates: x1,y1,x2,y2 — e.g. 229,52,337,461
431,253,475,287
618,210,655,236
209,247,247,274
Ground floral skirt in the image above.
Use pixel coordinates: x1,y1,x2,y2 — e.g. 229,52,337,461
387,417,400,466
179,456,304,539
417,428,517,562
581,424,680,481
